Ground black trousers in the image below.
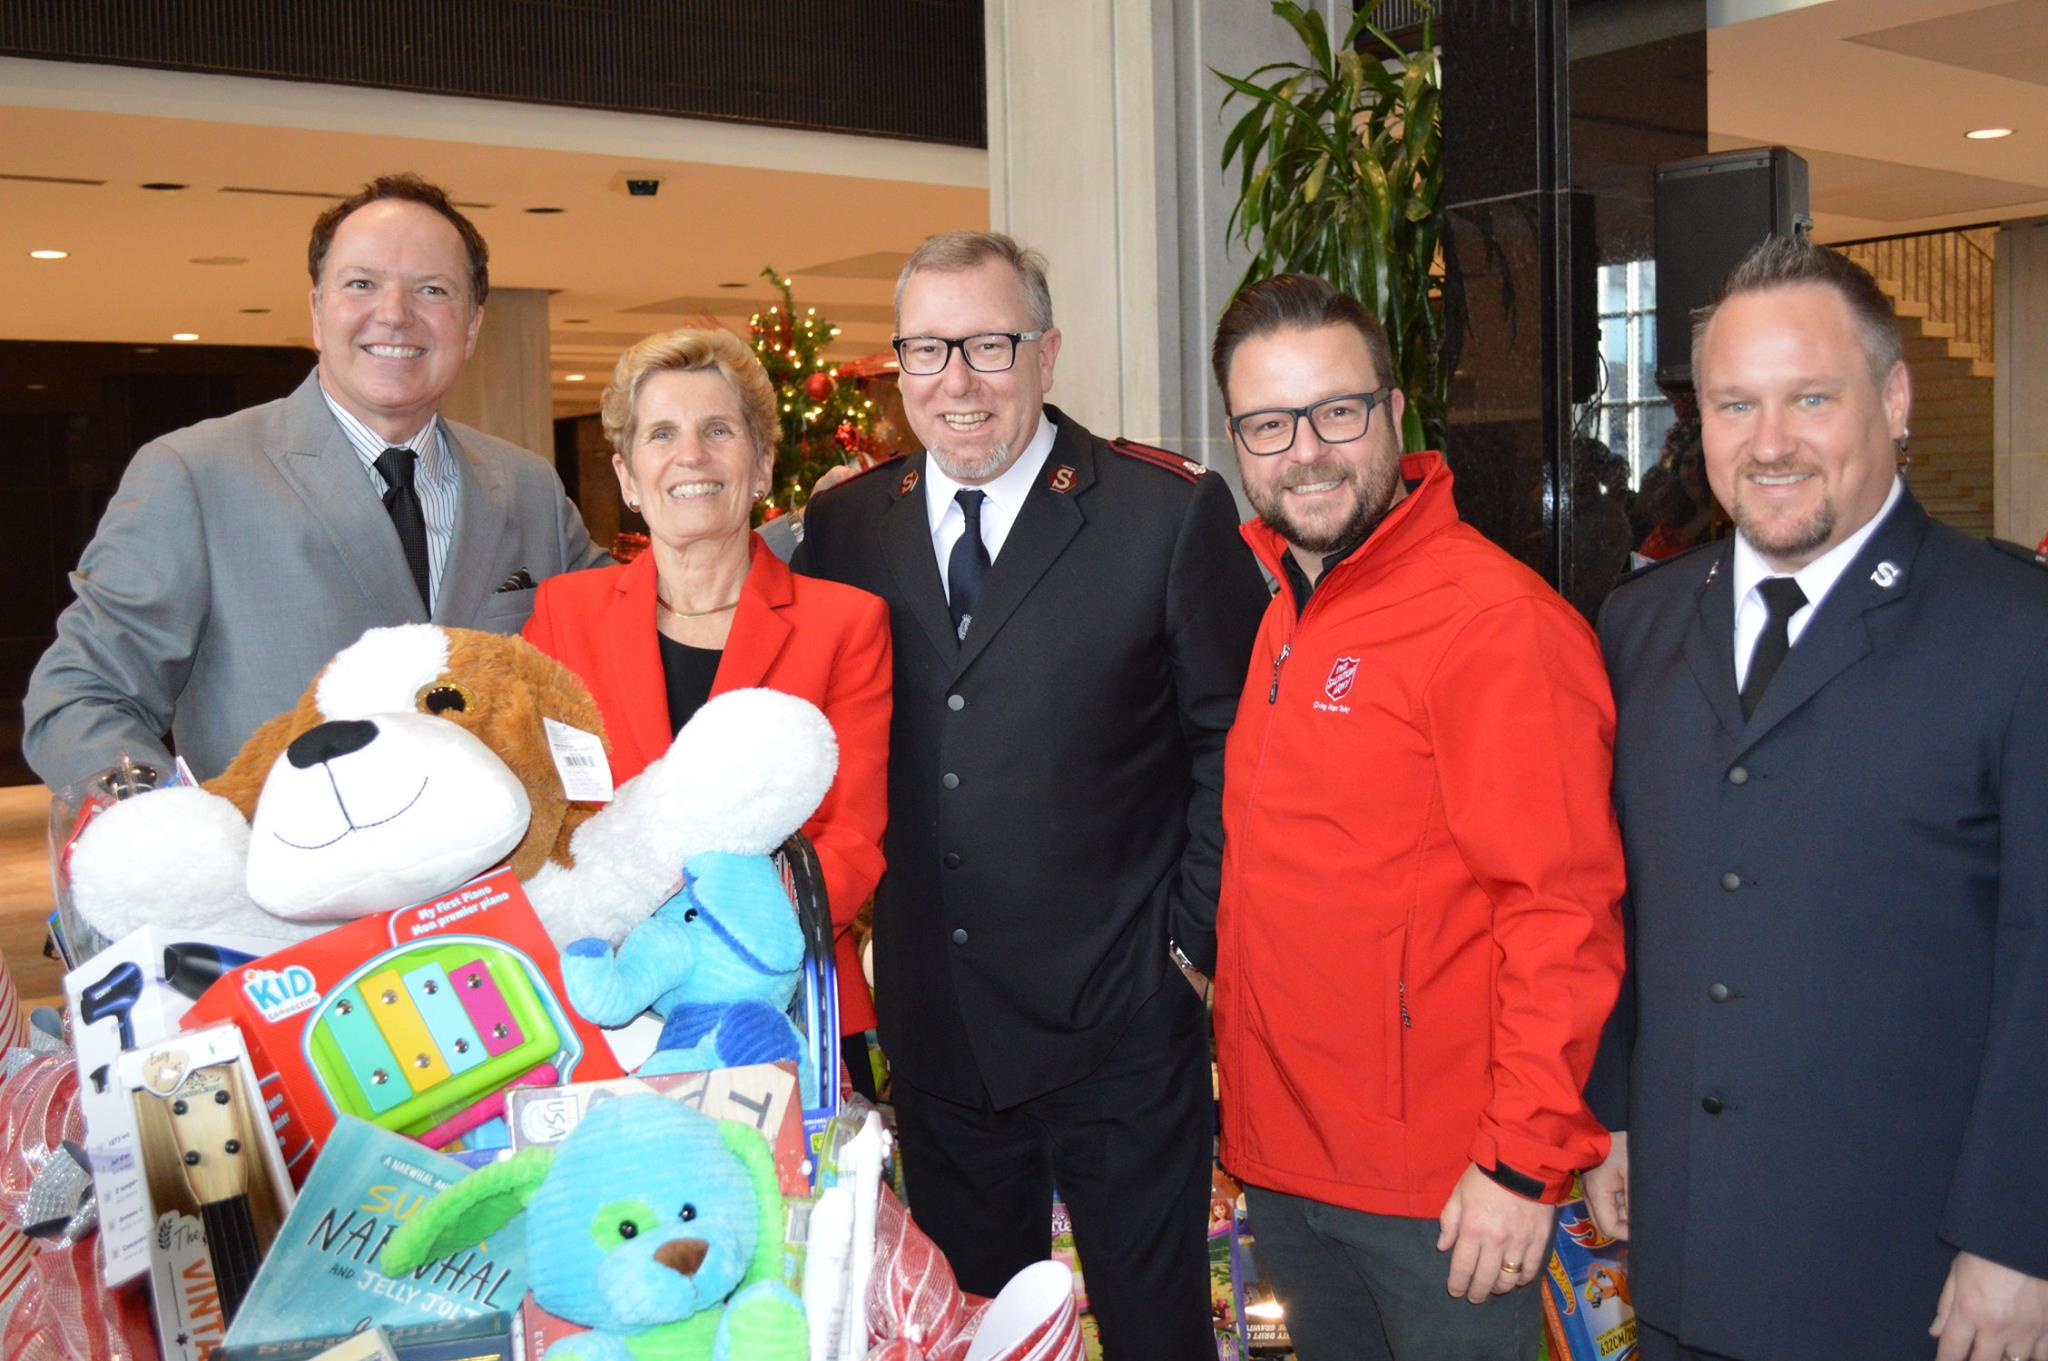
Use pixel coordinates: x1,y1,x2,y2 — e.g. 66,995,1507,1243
892,979,1214,1361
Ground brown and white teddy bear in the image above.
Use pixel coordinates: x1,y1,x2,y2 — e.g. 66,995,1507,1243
66,624,837,951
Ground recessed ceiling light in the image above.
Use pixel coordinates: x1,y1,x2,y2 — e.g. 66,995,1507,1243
240,307,272,315
718,281,747,289
564,373,587,382
1965,127,2013,140
190,255,248,266
171,332,199,342
139,181,188,191
564,318,590,324
29,249,69,260
524,206,565,214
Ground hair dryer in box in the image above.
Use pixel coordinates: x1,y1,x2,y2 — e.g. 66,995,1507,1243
182,867,622,1180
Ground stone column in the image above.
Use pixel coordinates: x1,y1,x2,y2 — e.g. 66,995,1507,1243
982,0,1346,496
1994,217,2048,549
440,286,553,458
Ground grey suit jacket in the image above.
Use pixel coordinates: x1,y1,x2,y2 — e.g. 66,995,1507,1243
24,370,607,793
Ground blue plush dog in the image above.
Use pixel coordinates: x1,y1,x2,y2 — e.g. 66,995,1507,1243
379,1095,806,1361
561,851,809,1083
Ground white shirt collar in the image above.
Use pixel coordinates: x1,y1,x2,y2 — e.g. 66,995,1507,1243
923,413,1058,538
1732,474,1904,660
318,382,446,482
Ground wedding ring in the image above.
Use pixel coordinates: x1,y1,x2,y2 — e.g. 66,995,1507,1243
1501,1260,1523,1275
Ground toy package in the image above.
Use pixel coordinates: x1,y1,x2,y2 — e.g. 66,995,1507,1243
65,923,295,1283
118,1023,296,1360
182,867,624,1178
1541,1192,1638,1361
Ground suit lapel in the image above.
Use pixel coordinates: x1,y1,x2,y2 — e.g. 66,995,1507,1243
875,453,962,664
433,418,511,626
1737,493,1929,749
270,373,428,623
713,538,795,693
954,418,1091,676
610,553,676,772
1679,542,1745,741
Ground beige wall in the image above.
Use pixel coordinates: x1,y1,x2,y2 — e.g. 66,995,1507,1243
1994,219,2048,549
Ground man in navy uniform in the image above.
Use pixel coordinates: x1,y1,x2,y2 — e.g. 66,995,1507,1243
794,230,1268,1358
1584,236,2048,1361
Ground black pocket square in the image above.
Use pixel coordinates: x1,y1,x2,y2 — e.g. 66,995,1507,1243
495,569,535,593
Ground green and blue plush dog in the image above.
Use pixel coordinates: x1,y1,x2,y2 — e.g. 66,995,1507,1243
560,851,811,1085
380,1095,805,1361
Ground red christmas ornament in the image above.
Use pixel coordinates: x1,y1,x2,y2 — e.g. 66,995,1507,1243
803,371,836,402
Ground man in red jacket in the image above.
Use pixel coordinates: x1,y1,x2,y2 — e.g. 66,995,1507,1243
1209,274,1627,1360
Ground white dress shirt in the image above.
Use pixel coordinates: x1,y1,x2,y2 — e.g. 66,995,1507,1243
1731,474,1903,688
320,386,461,610
924,415,1058,598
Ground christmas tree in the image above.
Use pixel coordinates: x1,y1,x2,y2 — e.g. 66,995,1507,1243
751,266,882,514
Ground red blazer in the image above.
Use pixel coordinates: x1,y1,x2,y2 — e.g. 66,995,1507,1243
523,534,892,1034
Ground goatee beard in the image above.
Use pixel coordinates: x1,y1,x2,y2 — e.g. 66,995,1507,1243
928,438,1014,484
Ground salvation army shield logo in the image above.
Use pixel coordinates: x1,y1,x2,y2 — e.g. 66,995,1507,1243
1324,656,1360,702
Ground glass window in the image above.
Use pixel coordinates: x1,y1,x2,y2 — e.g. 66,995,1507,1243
1591,259,1675,485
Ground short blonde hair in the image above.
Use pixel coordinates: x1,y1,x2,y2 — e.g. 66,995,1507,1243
601,328,779,465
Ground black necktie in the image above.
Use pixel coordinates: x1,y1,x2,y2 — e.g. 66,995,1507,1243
947,489,990,640
373,446,432,612
1739,576,1808,720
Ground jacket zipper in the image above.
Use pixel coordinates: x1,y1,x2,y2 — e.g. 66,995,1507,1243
1267,643,1291,703
1399,977,1411,1028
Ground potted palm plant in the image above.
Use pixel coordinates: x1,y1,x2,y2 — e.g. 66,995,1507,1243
1217,0,1443,451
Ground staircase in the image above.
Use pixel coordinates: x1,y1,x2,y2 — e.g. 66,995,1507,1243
1838,233,1997,539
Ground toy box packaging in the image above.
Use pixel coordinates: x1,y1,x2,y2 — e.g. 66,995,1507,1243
1541,1193,1637,1361
66,923,297,1284
118,1023,297,1361
183,867,623,1181
221,1115,524,1358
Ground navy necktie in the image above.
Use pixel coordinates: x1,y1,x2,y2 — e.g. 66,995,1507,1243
947,489,990,640
1740,575,1808,720
374,446,432,612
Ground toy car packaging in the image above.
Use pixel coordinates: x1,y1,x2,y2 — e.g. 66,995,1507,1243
1541,1190,1638,1361
182,866,623,1180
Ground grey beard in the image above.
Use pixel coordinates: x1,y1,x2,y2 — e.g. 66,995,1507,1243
927,438,1015,484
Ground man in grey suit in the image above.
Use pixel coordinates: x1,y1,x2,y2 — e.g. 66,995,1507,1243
24,173,605,795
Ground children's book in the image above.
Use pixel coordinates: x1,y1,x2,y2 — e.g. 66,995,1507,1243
222,1116,526,1353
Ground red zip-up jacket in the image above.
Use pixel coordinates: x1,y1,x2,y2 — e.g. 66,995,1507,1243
1216,452,1625,1216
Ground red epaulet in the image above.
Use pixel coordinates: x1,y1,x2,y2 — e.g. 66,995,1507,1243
842,452,908,483
1108,437,1207,482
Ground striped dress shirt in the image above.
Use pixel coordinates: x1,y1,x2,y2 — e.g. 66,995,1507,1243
319,387,462,610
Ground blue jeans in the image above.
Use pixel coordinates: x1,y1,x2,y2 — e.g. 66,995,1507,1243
1242,1183,1543,1361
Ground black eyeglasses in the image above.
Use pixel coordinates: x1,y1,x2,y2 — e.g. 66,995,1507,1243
1229,388,1393,456
892,331,1045,376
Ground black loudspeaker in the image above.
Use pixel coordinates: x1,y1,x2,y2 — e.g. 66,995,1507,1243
1653,146,1810,387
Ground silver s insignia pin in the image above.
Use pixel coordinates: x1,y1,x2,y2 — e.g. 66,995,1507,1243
1870,561,1901,588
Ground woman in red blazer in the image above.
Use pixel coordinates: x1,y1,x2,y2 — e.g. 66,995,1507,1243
523,327,891,1091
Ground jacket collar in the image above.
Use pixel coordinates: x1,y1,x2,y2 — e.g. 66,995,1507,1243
1239,450,1456,595
1682,487,1931,749
609,533,795,766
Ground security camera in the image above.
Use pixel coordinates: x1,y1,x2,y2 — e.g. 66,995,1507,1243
626,179,660,197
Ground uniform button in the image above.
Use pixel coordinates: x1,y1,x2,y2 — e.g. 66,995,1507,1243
951,928,969,945
1727,766,1749,786
1720,872,1742,892
942,772,960,790
1708,983,1731,1003
1701,1096,1725,1115
947,694,965,711
943,852,962,869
